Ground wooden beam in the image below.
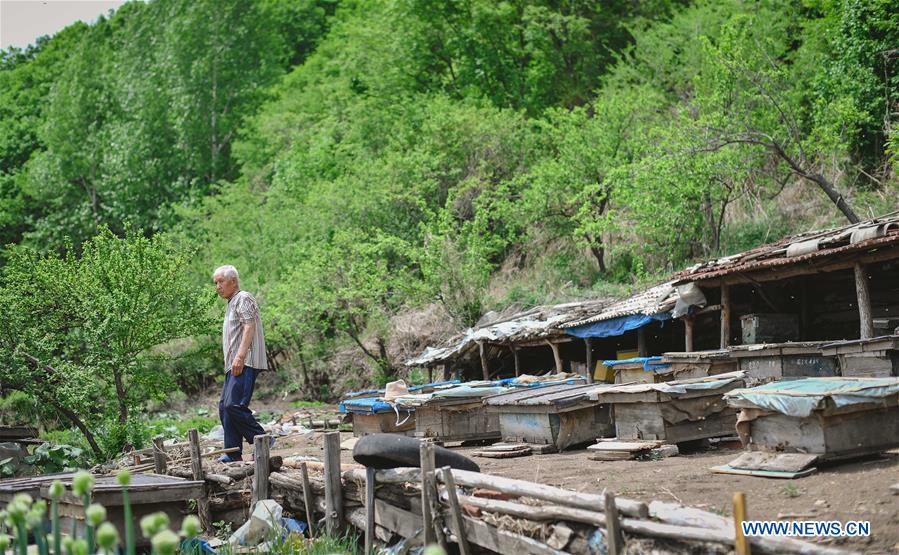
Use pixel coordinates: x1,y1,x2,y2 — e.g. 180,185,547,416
364,467,375,554
854,263,875,339
637,327,648,357
152,437,167,475
252,434,271,506
684,318,694,353
547,341,563,374
605,492,624,555
512,346,521,377
187,429,211,532
323,432,344,533
478,341,489,381
720,284,731,349
584,338,594,384
419,441,436,545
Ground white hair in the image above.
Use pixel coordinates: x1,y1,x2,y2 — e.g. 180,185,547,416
213,265,240,284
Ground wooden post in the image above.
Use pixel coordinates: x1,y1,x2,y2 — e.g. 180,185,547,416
478,341,489,380
323,431,344,533
684,317,694,352
547,341,563,374
299,462,315,537
604,492,624,555
427,366,434,383
854,263,875,339
720,284,731,349
365,466,376,554
152,436,167,475
419,441,436,544
733,491,751,555
584,338,594,384
440,466,472,555
252,434,271,505
187,429,212,532
637,327,648,357
511,346,521,377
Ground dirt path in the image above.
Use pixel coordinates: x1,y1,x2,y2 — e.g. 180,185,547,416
271,431,899,554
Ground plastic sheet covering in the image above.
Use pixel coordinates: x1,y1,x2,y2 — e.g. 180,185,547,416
338,397,398,414
724,377,899,418
343,380,459,398
671,282,707,318
566,312,670,339
601,356,672,373
586,371,746,400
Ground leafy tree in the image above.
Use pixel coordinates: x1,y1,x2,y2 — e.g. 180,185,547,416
0,229,214,459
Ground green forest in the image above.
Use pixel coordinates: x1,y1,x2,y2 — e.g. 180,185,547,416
0,0,897,460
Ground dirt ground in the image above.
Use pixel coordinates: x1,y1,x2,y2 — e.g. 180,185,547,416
266,428,899,554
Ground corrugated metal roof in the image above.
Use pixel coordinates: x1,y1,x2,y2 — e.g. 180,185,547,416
561,281,677,328
673,215,899,284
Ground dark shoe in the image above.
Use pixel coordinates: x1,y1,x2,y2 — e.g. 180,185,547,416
217,454,242,463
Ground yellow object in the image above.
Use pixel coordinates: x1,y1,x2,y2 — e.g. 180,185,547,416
593,361,615,383
616,349,638,360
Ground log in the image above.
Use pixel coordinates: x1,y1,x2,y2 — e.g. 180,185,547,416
205,473,233,486
420,442,436,544
344,467,420,484
445,469,649,518
252,434,271,505
585,338,594,384
547,341,563,374
513,346,521,377
456,494,607,526
188,429,212,532
323,432,344,533
685,317,694,352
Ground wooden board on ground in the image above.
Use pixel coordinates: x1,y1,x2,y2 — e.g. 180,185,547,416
473,444,532,458
710,465,817,479
727,452,818,472
587,440,664,461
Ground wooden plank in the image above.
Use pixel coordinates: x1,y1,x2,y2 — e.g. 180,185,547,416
419,441,436,545
605,492,624,555
440,467,472,555
711,465,817,479
513,345,521,377
188,429,212,532
547,341,563,374
352,411,416,437
364,467,375,554
685,317,694,352
299,463,315,537
855,262,875,340
585,338,594,383
445,513,565,555
323,431,344,533
732,492,750,555
252,434,271,505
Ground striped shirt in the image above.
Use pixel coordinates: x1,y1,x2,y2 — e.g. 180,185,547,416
222,290,268,372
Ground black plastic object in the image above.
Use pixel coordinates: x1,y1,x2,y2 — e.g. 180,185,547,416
352,433,480,472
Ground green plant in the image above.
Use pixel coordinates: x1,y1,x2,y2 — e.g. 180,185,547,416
782,483,801,498
0,457,15,478
289,400,326,409
212,520,233,541
24,442,85,473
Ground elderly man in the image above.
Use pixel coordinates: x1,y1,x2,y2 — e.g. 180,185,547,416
213,265,271,462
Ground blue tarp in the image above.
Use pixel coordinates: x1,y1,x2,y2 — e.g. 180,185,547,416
342,380,460,399
601,356,672,373
725,377,899,418
566,312,670,339
339,397,400,414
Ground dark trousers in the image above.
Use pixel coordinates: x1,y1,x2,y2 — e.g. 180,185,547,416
219,366,265,456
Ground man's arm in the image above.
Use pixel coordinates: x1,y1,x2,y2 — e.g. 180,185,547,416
231,320,256,376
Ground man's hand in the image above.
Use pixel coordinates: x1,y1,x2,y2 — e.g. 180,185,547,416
231,354,245,376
